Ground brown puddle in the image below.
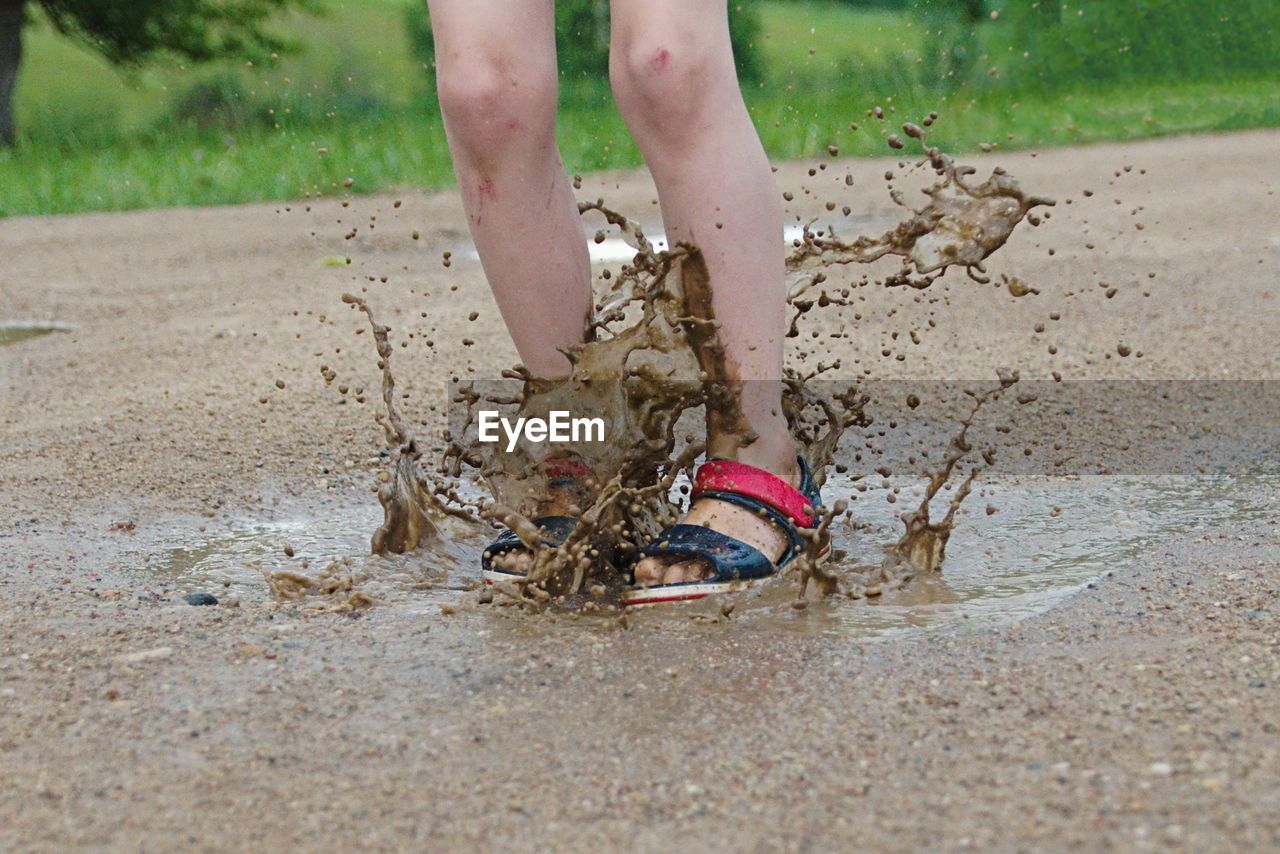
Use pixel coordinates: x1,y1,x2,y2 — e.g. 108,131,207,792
89,473,1276,640
702,473,1277,639
237,115,1246,624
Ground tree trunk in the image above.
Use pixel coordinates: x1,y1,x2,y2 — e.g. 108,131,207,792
0,0,24,146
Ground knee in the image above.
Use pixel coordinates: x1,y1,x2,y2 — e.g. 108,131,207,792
437,56,558,157
609,34,728,133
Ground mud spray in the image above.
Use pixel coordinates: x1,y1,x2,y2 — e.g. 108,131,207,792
281,124,1058,612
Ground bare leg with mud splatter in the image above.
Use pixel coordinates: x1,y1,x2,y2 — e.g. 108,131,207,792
429,0,592,574
431,0,796,583
610,0,797,585
428,0,592,379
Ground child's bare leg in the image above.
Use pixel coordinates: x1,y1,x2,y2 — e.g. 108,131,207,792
610,0,796,585
429,0,592,379
431,0,590,573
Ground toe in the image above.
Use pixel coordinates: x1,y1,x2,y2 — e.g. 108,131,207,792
660,561,687,585
634,556,667,586
661,558,710,586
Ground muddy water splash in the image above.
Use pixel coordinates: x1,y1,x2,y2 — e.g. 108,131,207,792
339,293,439,554
881,371,1019,577
787,129,1055,290
348,129,1053,604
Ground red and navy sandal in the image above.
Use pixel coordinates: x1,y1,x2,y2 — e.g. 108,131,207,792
480,456,589,585
624,456,825,606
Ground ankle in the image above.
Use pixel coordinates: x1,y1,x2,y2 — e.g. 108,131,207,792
539,487,577,517
711,431,798,484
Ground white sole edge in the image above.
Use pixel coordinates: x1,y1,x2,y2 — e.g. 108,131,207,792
481,569,525,586
482,548,829,607
483,571,773,606
622,576,771,607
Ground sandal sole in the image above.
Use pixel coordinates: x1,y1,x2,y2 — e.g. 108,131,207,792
622,545,830,607
481,568,526,585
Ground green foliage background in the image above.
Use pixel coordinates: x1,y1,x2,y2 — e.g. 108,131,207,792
37,0,319,64
989,1,1280,87
1,0,1277,216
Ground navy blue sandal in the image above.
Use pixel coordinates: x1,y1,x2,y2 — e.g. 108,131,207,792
480,457,588,584
625,456,825,605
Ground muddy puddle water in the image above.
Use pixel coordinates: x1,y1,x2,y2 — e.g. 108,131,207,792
90,120,1258,640
119,502,486,609
104,473,1273,642
732,473,1275,639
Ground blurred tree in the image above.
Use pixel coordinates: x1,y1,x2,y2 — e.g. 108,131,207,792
0,0,317,146
0,0,22,144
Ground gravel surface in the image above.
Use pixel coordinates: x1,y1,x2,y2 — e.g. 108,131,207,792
1,130,1277,851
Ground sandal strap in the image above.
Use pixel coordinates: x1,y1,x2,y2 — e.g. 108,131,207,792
690,491,804,565
544,455,591,489
640,524,777,583
481,515,577,569
693,459,817,528
544,456,591,480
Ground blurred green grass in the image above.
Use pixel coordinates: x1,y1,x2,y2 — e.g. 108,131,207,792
11,0,421,145
2,0,1277,217
755,2,921,78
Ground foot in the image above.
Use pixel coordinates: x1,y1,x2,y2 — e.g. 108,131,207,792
633,458,797,587
487,488,578,577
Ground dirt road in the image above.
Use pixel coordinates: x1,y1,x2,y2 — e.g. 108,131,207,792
1,130,1277,850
